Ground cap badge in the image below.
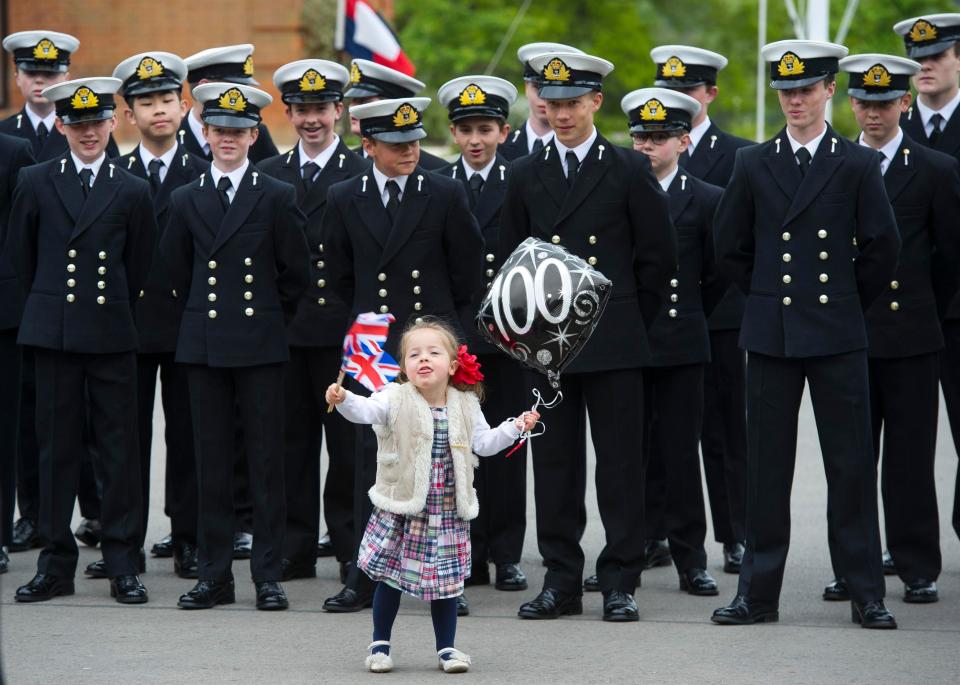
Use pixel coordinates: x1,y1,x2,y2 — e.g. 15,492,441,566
778,52,805,77
137,57,164,80
242,55,254,77
458,84,487,106
32,39,59,61
662,57,687,78
70,87,100,110
543,58,572,82
863,64,892,88
910,20,938,43
392,103,419,127
350,62,362,84
299,69,327,92
640,99,667,122
218,87,248,112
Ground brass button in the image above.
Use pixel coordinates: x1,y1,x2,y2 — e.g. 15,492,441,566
414,302,423,311
378,272,387,281
67,263,76,272
819,251,828,260
783,274,792,284
245,308,254,317
589,235,597,245
379,288,387,298
208,260,217,269
208,293,217,302
818,229,828,239
486,269,494,277
244,291,253,301
411,270,420,279
415,317,423,324
96,296,105,305
67,278,76,287
244,257,252,266
244,274,253,284
588,256,597,266
486,253,495,262
379,305,389,313
316,260,325,269
413,286,421,295
208,276,217,286
317,279,325,288
668,308,678,318
890,280,899,290
98,251,106,260
670,294,678,303
98,266,106,275
66,293,75,303
890,301,900,311
551,235,560,244
97,281,105,290
819,294,829,304
819,273,829,283
318,298,326,306
67,249,77,258
670,278,679,288
208,310,217,319
783,296,792,306
782,232,791,241
782,253,791,262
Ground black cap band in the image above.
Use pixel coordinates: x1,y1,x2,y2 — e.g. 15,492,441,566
280,78,344,104
200,88,261,128
359,103,426,143
654,61,718,87
903,20,960,58
522,62,539,81
537,58,604,99
847,66,912,101
345,74,417,99
627,100,692,134
447,91,509,121
188,60,255,85
55,90,116,124
769,54,838,87
122,76,183,99
13,44,71,72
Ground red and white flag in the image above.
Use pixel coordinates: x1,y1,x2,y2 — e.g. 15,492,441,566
335,0,416,76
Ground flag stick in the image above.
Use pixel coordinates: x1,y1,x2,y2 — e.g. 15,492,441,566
327,369,346,414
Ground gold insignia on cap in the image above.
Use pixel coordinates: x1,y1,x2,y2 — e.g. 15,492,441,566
778,52,805,77
218,87,248,112
350,62,362,84
910,20,938,43
662,57,687,78
458,84,487,106
299,69,327,92
136,57,164,80
639,99,668,121
863,64,892,88
392,103,419,127
70,87,100,110
33,39,58,61
543,58,572,82
242,55,254,76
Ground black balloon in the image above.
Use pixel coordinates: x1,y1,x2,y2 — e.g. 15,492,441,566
476,237,612,388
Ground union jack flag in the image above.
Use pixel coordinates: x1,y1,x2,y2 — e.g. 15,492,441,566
341,312,400,392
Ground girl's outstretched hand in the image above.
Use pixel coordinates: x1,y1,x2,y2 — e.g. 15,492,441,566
326,383,346,406
519,410,540,432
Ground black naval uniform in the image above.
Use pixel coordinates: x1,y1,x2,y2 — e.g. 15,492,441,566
115,145,207,552
258,141,367,569
0,108,120,161
161,165,309,583
9,156,157,578
322,165,483,599
497,123,551,162
437,154,528,578
902,105,960,540
643,171,722,575
0,133,35,552
177,117,279,164
499,136,677,596
826,134,960,586
714,125,900,606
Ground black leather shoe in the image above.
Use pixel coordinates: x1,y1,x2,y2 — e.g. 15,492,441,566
583,574,600,592
823,577,849,601
255,581,289,610
881,549,897,576
9,517,40,552
679,568,719,596
322,586,373,613
316,532,334,558
711,595,779,624
151,533,174,558
517,588,583,619
178,580,236,609
111,575,148,604
15,573,75,602
73,518,102,548
233,532,253,560
464,564,490,587
495,563,528,591
602,590,639,622
457,594,470,616
643,539,672,570
851,600,897,629
281,557,317,581
173,543,199,579
0,548,9,574
904,580,938,604
722,542,745,574
85,549,146,579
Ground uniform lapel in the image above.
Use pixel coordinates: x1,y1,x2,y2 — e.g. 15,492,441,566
278,147,307,202
761,127,802,201
668,171,693,222
212,165,264,254
16,110,41,156
50,159,84,223
935,105,960,156
71,161,123,242
379,167,431,269
158,146,198,215
123,145,148,180
474,156,508,230
535,144,569,211
352,172,391,248
178,118,210,160
684,123,724,180
901,107,927,145
783,125,845,227
190,170,225,242
555,136,612,226
882,136,917,203
304,140,354,217
41,126,67,161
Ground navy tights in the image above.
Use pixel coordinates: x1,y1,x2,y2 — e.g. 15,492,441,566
371,582,458,655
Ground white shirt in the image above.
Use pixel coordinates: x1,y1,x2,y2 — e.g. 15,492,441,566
687,116,712,155
658,166,680,192
372,164,409,208
786,125,828,164
525,119,553,155
187,109,210,156
459,154,497,182
70,152,106,186
554,126,598,178
209,159,250,204
298,135,341,180
858,128,903,176
24,105,56,137
916,91,960,137
138,142,178,184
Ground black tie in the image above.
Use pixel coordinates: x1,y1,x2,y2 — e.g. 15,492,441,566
531,137,544,156
385,180,401,223
217,176,232,212
795,147,811,178
301,161,320,190
147,158,164,196
36,122,48,148
929,113,944,145
878,150,887,174
468,173,484,209
565,151,580,187
78,168,93,198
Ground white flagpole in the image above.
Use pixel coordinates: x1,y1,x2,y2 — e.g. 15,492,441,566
806,0,832,121
756,0,767,141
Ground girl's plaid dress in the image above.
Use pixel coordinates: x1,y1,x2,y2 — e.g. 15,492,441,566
358,407,471,600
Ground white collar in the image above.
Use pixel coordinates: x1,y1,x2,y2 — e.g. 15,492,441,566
138,141,178,171
524,119,553,154
209,159,250,191
459,154,497,182
659,165,680,192
786,125,828,158
858,128,903,169
371,163,409,198
916,90,960,127
70,151,106,178
24,105,56,133
688,116,712,152
298,135,340,169
553,126,598,163
187,109,207,148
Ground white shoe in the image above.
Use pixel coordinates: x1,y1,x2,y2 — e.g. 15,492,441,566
437,647,471,673
365,641,393,673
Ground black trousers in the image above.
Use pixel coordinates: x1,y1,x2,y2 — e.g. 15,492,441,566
346,378,377,594
700,329,747,544
138,352,197,547
738,350,884,604
33,349,142,577
939,320,960,540
0,329,20,547
470,354,527,568
188,363,286,583
643,364,708,572
283,345,355,564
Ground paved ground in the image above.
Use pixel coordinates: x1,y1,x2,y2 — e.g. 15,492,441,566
3,387,960,684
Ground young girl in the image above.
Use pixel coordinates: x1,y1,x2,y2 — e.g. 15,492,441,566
325,318,539,674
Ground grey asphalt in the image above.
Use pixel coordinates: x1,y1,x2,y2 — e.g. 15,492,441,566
3,387,960,684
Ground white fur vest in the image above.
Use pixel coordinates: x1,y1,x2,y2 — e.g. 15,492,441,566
369,382,480,520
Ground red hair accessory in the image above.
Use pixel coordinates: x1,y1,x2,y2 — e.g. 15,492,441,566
453,345,484,385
